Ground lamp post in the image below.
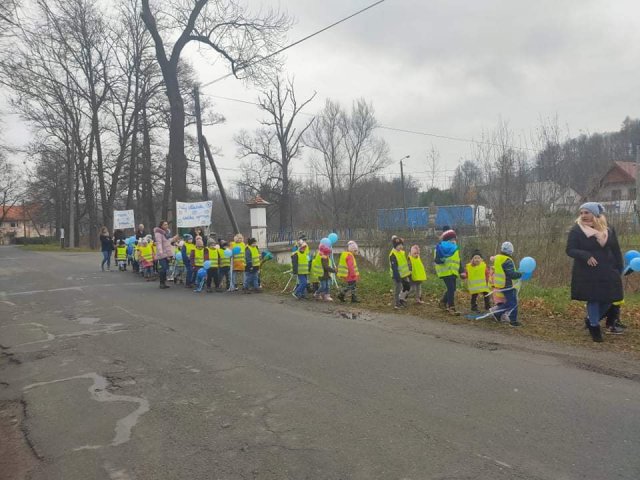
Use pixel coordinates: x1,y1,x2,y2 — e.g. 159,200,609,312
399,155,410,227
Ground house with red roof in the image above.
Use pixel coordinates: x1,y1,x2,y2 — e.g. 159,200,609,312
593,161,638,214
0,205,53,244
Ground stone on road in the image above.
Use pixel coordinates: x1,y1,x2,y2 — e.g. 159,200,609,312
0,246,638,480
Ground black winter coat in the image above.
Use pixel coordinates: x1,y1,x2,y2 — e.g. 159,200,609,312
566,224,623,303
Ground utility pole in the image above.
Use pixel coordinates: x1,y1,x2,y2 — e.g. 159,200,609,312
202,136,240,234
399,155,410,227
193,86,208,200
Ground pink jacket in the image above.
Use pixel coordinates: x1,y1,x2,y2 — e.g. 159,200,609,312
154,227,173,259
345,253,359,282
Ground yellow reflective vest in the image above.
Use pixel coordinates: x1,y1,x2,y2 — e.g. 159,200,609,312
293,250,310,275
115,245,127,261
389,249,411,279
310,252,323,281
207,247,220,268
409,256,427,282
465,261,489,294
337,252,359,280
192,247,206,267
492,254,510,288
248,245,261,268
434,249,460,278
139,244,154,263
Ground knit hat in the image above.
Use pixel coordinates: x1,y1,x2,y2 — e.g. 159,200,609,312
579,202,605,218
471,249,483,258
319,244,331,255
441,229,457,241
392,237,404,248
347,240,358,253
501,241,514,255
195,236,203,248
183,233,193,241
248,237,257,246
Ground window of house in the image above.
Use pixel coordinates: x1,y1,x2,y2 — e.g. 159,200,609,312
611,189,621,201
10,222,17,228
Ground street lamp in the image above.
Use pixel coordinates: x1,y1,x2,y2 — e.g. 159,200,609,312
398,155,410,227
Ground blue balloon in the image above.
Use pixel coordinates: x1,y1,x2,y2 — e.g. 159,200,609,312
521,271,532,281
519,256,537,274
224,249,233,258
624,250,640,265
630,257,640,272
320,237,331,246
232,245,241,255
203,260,211,270
175,252,182,262
328,233,339,244
125,236,136,245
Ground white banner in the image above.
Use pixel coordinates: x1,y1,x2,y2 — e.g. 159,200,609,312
113,209,135,230
176,201,213,228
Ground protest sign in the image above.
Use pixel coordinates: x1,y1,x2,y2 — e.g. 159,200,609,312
113,209,135,230
176,201,213,228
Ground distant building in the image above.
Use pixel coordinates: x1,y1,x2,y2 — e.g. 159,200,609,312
0,205,54,244
525,181,581,212
593,161,637,215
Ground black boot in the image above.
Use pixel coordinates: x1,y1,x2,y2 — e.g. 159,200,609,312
351,294,360,303
588,325,603,342
159,271,170,289
337,291,346,302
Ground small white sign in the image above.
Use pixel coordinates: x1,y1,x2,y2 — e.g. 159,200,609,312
176,201,213,228
113,209,135,230
60,227,65,239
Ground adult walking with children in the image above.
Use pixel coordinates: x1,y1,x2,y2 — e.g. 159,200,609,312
566,202,623,342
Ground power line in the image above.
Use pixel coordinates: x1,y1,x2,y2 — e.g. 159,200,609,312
202,92,538,153
200,0,389,88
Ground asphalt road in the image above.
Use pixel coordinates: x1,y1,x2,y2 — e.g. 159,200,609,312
0,245,638,480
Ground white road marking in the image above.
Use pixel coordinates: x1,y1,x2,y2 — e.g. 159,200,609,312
476,453,513,469
2,282,141,297
24,372,150,448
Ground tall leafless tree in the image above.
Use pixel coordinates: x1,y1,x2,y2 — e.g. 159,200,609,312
236,77,316,230
140,0,291,217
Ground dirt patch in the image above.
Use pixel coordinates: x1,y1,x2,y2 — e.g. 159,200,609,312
0,401,38,480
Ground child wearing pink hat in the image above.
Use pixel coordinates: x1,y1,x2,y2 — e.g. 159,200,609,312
317,243,336,301
337,240,360,303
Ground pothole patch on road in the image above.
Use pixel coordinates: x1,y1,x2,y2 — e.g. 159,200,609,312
472,341,501,351
335,309,374,322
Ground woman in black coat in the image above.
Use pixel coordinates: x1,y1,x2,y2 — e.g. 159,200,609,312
566,203,623,342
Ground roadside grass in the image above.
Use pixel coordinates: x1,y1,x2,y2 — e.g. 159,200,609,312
260,262,640,356
19,244,95,253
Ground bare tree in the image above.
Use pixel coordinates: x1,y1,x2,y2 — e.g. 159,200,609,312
305,99,347,226
0,152,22,224
451,160,483,204
140,0,291,215
341,98,391,218
236,77,315,230
426,144,440,190
305,98,390,227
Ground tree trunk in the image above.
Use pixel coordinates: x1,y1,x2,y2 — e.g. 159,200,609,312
126,116,139,209
141,100,155,227
167,78,187,215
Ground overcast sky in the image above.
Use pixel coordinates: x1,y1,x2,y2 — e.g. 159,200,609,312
3,0,640,190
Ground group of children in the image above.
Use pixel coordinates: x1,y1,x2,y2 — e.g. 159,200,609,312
286,229,522,326
388,228,522,326
114,232,265,293
114,226,524,325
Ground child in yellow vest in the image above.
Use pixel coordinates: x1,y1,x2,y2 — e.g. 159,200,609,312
463,249,491,312
408,245,426,304
337,241,360,303
389,236,412,309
